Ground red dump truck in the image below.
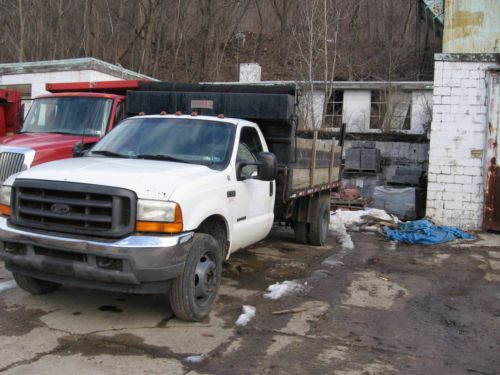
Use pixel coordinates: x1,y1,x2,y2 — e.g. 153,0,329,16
0,80,144,184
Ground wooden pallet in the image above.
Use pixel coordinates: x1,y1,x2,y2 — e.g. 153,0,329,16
330,197,369,210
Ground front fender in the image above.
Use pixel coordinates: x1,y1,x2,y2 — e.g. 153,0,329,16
180,195,232,251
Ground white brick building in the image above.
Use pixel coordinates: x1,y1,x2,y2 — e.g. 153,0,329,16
425,0,500,229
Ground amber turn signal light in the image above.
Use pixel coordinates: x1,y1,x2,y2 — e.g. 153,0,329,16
135,221,183,233
0,204,11,216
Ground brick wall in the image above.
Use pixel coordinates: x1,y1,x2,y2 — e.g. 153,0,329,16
426,55,493,229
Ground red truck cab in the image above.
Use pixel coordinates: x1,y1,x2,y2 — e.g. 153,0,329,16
0,80,142,184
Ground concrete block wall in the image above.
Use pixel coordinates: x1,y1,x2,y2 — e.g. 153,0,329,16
426,55,492,229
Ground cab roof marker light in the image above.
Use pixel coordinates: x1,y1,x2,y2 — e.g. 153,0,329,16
191,111,198,116
160,111,167,115
175,111,182,116
138,111,145,116
217,114,225,119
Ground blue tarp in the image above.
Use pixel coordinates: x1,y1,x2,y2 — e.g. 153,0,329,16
383,219,474,245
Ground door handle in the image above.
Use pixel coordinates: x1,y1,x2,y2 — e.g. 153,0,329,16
269,181,273,196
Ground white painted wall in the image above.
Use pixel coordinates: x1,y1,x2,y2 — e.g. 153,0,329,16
0,70,125,98
426,59,491,229
343,89,432,134
343,90,371,132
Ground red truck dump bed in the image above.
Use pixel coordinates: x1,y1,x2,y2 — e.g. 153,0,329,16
46,80,143,95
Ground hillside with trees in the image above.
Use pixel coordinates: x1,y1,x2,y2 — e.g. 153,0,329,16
0,0,441,82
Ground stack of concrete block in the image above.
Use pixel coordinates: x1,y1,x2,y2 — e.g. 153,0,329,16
345,142,381,172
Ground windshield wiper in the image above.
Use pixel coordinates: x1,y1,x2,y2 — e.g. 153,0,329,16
42,130,78,135
135,154,192,164
91,150,129,158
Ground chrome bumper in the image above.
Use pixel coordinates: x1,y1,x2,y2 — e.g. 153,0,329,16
0,217,193,292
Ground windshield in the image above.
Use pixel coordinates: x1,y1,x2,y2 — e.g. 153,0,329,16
90,117,236,169
22,97,113,136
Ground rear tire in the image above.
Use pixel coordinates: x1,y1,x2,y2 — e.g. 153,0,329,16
293,222,308,244
169,234,222,322
13,273,61,295
308,201,330,246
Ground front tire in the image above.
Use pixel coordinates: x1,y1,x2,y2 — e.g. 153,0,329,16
169,234,222,322
13,273,61,295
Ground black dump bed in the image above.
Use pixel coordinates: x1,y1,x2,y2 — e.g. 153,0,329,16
126,82,342,220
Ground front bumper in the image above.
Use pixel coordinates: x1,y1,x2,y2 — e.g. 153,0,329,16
0,217,193,294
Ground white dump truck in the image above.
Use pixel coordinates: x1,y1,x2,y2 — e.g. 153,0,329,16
0,83,342,321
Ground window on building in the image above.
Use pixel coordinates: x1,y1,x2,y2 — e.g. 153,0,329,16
370,89,412,131
369,90,386,129
325,90,343,128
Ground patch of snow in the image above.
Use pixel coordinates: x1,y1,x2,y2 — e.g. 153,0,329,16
0,280,17,293
329,208,398,250
264,280,307,300
329,215,354,250
183,355,205,363
235,305,256,326
331,208,397,228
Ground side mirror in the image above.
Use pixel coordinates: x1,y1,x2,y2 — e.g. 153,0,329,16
256,152,277,181
72,142,95,158
237,152,277,181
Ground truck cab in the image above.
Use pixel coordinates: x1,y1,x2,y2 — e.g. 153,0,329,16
0,80,139,185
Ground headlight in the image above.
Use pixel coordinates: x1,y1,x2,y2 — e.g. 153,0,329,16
136,199,183,233
0,185,12,216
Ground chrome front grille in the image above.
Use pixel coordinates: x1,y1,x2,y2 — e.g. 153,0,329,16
11,180,137,238
0,152,25,183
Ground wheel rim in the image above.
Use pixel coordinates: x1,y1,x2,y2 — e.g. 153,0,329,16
194,251,218,306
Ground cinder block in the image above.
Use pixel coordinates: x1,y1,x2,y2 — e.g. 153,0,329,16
472,176,484,185
345,148,361,170
434,87,451,96
445,184,462,193
433,96,442,105
437,174,454,183
459,193,472,203
432,113,443,123
439,165,451,174
454,175,472,184
451,87,467,97
427,182,444,192
443,192,456,201
444,200,462,210
443,69,455,79
442,113,456,122
441,96,452,105
462,79,479,88
462,166,481,176
360,148,381,171
434,104,451,114
450,166,464,175
428,165,440,174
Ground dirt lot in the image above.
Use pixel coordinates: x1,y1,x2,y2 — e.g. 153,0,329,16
0,228,499,375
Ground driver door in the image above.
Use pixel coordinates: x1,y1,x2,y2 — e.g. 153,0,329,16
231,126,274,250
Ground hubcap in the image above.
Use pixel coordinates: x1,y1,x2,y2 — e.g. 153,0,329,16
194,252,218,305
